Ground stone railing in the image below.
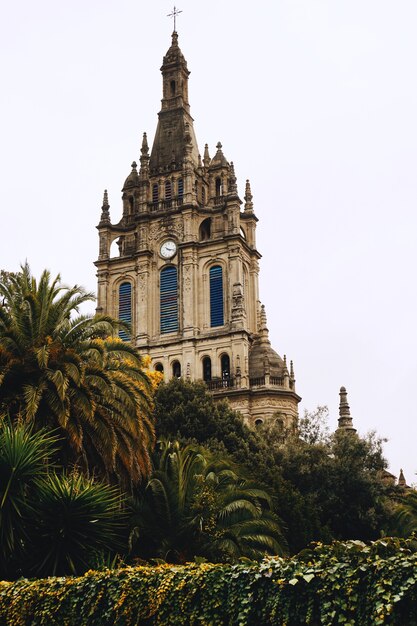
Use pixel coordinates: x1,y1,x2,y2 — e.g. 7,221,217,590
212,195,225,207
206,375,291,392
206,377,235,391
149,197,184,212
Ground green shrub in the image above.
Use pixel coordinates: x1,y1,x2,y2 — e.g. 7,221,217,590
1,537,417,625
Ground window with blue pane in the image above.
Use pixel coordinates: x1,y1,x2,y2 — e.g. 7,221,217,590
119,282,132,341
177,178,184,201
210,265,224,327
160,266,178,333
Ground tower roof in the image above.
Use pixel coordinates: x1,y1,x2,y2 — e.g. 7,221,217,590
149,32,199,174
249,305,286,378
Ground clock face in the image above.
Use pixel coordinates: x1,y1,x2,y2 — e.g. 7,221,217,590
160,240,177,259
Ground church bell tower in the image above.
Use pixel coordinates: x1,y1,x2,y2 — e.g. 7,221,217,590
95,31,301,431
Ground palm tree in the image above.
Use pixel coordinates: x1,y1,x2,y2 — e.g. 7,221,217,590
130,441,287,563
0,419,126,579
0,263,155,486
27,471,125,577
0,419,57,579
392,491,417,538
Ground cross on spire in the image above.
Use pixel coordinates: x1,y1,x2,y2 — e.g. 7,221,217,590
167,6,182,31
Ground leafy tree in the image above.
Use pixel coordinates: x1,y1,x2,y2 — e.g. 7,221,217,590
130,440,287,563
390,490,417,538
154,379,397,553
298,405,331,445
0,263,155,486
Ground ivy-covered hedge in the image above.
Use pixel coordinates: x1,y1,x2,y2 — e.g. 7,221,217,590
1,537,417,625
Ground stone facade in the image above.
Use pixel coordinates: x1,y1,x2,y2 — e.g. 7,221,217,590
95,32,301,431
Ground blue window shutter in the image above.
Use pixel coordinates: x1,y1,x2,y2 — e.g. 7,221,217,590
119,282,132,341
160,266,178,333
210,266,224,327
177,178,184,199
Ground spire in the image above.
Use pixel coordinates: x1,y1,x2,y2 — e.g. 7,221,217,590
229,161,238,195
141,132,149,156
398,469,407,487
149,30,199,174
203,143,211,167
244,179,254,212
139,132,150,179
99,189,110,225
337,386,357,433
259,304,268,332
290,360,295,379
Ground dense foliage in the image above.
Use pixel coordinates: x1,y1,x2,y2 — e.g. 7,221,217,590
130,440,286,563
1,537,417,625
0,265,412,596
0,264,156,486
154,379,398,552
0,421,125,580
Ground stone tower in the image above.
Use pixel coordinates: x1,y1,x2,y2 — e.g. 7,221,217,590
95,32,301,431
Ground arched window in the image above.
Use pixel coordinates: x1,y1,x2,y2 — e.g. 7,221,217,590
255,419,264,427
165,180,172,200
152,183,159,203
202,186,206,205
172,360,181,378
170,80,176,96
118,282,132,341
215,177,222,197
202,356,212,382
155,362,164,373
177,178,184,200
160,266,178,333
221,354,230,381
209,265,224,327
199,218,211,241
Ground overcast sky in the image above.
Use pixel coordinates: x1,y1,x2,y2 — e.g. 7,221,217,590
1,1,416,482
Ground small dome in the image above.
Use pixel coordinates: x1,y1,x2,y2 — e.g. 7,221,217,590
123,162,139,189
209,142,229,169
249,338,285,378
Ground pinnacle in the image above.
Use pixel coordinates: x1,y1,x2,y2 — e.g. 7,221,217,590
338,386,356,432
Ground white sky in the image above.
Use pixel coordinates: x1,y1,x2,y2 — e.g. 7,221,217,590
1,1,416,482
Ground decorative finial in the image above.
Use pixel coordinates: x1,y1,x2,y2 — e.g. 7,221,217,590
216,141,223,151
229,161,237,194
260,304,268,331
244,179,254,212
139,133,150,179
290,360,295,378
184,122,192,156
99,189,110,224
141,133,149,156
198,153,202,168
131,161,137,170
398,469,406,487
338,386,356,433
203,143,211,167
167,6,182,33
